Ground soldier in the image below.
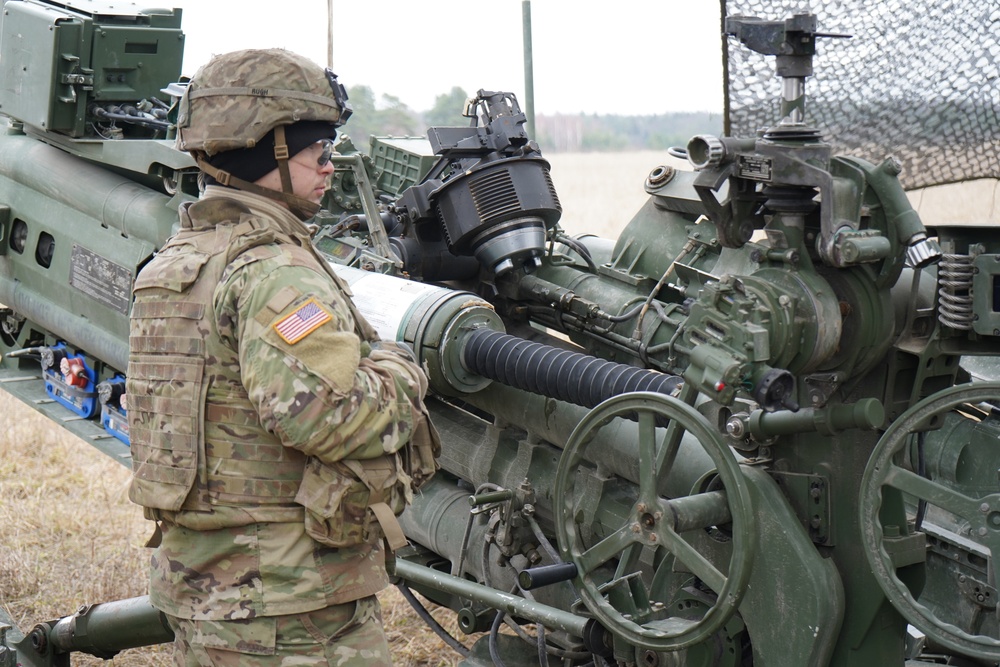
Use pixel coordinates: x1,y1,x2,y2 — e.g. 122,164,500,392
125,48,438,667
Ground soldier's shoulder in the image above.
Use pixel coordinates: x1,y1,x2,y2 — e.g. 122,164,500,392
228,233,326,276
225,245,324,285
188,197,252,225
228,243,286,271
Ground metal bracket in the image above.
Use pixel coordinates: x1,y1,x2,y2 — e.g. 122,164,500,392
958,574,997,610
59,73,93,87
772,471,832,545
0,624,16,667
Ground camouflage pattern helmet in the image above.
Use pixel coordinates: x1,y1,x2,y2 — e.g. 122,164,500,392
176,48,351,156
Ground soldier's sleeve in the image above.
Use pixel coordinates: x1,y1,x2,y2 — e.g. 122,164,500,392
217,254,421,462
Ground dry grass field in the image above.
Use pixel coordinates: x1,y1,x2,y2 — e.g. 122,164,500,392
0,151,669,666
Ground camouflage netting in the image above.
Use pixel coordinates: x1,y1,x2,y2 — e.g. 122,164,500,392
723,0,1000,190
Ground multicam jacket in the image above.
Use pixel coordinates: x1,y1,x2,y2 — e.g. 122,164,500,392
126,187,428,620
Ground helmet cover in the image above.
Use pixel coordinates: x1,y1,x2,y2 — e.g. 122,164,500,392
176,48,350,156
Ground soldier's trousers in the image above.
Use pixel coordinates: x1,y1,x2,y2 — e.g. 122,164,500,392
165,595,391,667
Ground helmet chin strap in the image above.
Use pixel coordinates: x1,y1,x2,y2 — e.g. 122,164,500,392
195,124,321,221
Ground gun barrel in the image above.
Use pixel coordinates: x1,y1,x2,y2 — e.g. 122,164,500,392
25,596,172,660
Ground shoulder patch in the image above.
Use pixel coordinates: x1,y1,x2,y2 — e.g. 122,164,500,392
273,299,332,345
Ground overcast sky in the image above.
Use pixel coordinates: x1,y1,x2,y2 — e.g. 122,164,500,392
164,0,725,116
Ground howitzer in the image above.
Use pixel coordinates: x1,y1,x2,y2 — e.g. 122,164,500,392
2,1,1000,666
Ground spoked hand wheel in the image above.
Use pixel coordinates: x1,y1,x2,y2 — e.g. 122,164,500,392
860,382,1000,662
554,390,755,652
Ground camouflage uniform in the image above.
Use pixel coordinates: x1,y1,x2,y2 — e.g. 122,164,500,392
127,185,433,666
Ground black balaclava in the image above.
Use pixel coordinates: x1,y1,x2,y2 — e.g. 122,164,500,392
204,120,335,186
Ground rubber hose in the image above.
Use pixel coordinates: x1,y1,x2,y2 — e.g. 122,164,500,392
462,329,682,409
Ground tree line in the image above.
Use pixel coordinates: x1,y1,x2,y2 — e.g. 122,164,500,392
340,85,722,154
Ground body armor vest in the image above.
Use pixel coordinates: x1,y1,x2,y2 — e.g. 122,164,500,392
127,199,307,527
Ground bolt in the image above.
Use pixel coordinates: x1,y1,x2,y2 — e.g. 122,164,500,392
29,627,47,654
842,242,859,262
979,527,989,537
883,155,903,176
981,503,990,513
646,165,675,187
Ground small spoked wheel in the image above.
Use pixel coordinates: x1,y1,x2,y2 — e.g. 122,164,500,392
554,391,755,651
860,382,1000,662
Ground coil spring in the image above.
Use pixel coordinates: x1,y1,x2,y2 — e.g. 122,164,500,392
938,253,975,330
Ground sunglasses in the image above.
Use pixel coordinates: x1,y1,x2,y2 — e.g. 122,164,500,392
317,140,335,167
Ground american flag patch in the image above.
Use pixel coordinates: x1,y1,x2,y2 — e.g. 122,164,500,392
273,299,332,344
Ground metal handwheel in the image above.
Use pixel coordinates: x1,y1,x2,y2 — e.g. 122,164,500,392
553,391,756,652
860,382,1000,662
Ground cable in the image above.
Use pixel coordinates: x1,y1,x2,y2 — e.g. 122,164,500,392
480,503,590,665
553,233,598,274
395,583,470,658
489,609,509,667
603,301,645,324
90,106,171,131
631,237,702,341
525,514,560,563
536,621,549,667
499,613,590,661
